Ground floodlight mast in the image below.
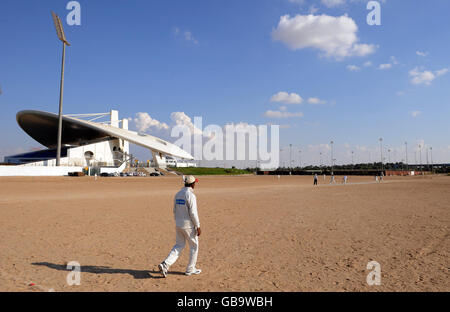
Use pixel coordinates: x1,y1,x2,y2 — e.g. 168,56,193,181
51,11,70,166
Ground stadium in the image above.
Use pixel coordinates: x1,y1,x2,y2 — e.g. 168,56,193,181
0,110,195,176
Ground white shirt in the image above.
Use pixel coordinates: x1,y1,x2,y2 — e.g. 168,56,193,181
173,187,200,229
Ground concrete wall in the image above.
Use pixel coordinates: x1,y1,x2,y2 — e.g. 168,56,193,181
0,166,83,176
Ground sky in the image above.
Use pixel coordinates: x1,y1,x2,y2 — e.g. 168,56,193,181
0,0,449,167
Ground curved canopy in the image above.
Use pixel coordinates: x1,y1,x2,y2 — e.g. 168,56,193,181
16,110,194,160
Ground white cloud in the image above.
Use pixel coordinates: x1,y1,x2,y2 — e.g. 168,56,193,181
347,64,360,71
390,56,399,65
409,68,434,85
378,63,392,70
307,97,326,104
174,27,199,44
396,91,405,96
321,0,345,7
134,112,169,132
363,61,372,67
264,110,304,118
416,51,428,57
184,31,199,45
279,105,288,111
409,67,448,85
436,68,449,77
170,112,202,135
272,14,377,60
270,91,303,104
410,110,421,118
377,56,398,70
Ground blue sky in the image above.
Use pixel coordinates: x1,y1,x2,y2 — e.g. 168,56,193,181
1,0,449,166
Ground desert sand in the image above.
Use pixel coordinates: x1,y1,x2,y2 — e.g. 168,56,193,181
0,174,448,292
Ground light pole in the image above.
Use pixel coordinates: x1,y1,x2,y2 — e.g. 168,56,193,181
319,152,322,167
430,147,433,173
289,144,292,169
379,138,383,172
351,151,354,167
419,144,422,174
279,149,284,169
298,150,302,168
330,141,334,173
388,148,391,168
51,11,71,166
405,142,408,172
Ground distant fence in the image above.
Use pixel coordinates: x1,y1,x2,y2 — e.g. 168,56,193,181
258,169,387,176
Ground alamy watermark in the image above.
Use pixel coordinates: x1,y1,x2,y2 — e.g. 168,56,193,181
66,1,81,26
367,1,381,26
366,261,381,286
170,118,280,169
66,261,81,286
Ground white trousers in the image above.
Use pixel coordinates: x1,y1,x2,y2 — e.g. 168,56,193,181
164,226,199,272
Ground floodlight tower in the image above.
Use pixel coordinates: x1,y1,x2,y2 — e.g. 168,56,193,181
298,150,302,168
388,148,391,168
379,138,383,172
419,144,422,174
330,141,334,173
430,147,433,173
279,148,284,169
405,142,408,172
289,144,293,169
51,11,71,166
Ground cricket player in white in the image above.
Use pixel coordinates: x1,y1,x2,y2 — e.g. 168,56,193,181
158,175,202,277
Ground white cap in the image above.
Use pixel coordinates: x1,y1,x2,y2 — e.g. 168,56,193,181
185,175,198,184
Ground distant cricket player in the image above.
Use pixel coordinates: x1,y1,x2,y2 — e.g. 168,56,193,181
313,174,318,186
158,175,202,277
330,173,336,184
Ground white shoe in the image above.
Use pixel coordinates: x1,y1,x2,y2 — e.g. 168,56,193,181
185,268,201,276
158,262,168,278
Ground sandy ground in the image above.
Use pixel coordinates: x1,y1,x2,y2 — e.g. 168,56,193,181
0,174,448,292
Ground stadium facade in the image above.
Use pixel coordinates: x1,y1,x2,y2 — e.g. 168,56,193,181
2,110,195,176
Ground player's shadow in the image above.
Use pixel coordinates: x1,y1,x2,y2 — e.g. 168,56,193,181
32,262,185,279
